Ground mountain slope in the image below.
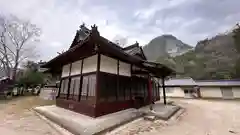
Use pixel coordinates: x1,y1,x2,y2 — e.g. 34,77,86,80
143,35,192,61
157,32,239,80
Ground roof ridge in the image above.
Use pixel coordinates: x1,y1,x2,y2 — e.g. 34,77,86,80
196,79,240,82
123,42,139,50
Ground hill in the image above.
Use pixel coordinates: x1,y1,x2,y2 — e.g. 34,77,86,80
156,32,239,80
143,34,192,61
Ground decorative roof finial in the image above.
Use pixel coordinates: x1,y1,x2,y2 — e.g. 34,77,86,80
80,22,85,29
91,24,98,30
135,41,139,46
90,24,99,36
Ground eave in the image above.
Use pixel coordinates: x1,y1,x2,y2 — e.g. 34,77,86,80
42,24,175,78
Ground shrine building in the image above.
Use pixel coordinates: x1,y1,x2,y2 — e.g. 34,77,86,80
42,24,174,117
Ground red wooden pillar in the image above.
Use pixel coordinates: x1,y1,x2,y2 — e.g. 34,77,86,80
148,76,152,104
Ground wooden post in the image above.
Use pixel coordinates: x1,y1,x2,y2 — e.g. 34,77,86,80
117,60,119,100
67,63,72,100
161,76,166,105
96,53,101,103
130,64,132,100
78,59,84,101
57,79,62,98
148,76,152,104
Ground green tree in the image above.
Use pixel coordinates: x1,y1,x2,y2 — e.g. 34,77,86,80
17,71,45,87
232,23,240,78
17,61,45,88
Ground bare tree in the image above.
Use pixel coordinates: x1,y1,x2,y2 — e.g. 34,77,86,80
0,14,41,80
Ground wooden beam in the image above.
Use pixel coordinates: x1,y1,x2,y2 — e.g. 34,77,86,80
161,76,166,105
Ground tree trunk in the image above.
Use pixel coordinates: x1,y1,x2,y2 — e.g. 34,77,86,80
12,50,19,81
2,40,11,78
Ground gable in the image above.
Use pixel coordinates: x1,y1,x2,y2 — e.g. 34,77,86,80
70,24,90,48
123,43,147,60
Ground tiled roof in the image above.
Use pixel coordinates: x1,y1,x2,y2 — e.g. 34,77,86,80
71,25,147,60
196,80,240,86
124,46,141,55
42,24,174,77
165,78,197,86
123,42,147,60
165,78,240,87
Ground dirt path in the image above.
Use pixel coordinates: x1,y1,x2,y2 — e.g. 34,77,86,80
107,99,240,135
1,97,240,135
0,96,60,135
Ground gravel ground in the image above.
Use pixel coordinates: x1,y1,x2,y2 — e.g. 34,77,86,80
1,97,240,135
107,99,240,135
0,96,60,135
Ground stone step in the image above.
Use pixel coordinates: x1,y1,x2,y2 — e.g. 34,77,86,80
143,115,156,121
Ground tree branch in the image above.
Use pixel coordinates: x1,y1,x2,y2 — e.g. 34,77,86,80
0,29,16,56
0,14,41,80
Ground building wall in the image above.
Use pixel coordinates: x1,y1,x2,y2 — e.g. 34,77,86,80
100,55,117,74
200,87,222,98
159,85,240,99
160,87,185,98
61,54,132,77
119,61,131,76
82,55,97,74
61,64,70,77
70,60,82,76
232,87,240,98
100,54,131,76
61,55,98,77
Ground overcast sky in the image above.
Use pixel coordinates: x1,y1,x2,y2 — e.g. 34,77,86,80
0,0,240,61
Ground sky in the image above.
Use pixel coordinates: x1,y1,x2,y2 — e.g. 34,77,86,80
0,0,240,61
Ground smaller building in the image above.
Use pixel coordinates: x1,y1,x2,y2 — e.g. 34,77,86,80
197,80,240,99
162,78,240,99
161,78,199,98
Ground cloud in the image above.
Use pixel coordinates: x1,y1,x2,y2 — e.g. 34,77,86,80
0,0,239,61
50,42,63,47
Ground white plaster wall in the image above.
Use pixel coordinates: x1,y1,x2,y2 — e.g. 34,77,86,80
100,55,117,74
70,60,82,76
233,87,240,98
82,55,97,74
61,64,70,77
200,87,222,98
119,61,131,76
160,87,185,97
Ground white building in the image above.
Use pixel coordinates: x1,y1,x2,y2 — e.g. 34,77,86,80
160,78,199,98
197,80,240,99
161,78,240,99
